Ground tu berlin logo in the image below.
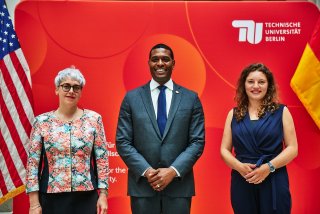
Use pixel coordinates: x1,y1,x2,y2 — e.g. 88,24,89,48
232,20,263,44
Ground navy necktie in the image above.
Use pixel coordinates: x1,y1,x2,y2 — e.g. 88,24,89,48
157,85,167,136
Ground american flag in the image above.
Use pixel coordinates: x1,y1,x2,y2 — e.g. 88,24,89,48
0,0,34,204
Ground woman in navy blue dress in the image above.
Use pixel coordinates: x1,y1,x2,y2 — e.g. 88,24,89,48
220,63,298,214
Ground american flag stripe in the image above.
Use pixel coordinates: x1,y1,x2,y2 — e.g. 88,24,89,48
0,104,29,200
0,92,29,166
0,93,27,184
0,141,17,195
0,0,34,203
8,50,34,112
0,64,31,154
0,155,9,195
0,138,16,190
14,49,32,84
1,53,33,134
0,79,30,155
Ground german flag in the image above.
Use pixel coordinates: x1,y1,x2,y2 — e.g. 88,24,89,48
291,17,320,129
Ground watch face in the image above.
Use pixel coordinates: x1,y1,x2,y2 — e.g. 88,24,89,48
270,166,275,172
268,162,275,172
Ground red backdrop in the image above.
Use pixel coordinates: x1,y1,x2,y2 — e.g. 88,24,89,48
13,1,320,213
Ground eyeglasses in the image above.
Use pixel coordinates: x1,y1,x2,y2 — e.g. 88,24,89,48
59,84,82,92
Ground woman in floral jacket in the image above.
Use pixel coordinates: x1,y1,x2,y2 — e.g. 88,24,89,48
26,66,109,214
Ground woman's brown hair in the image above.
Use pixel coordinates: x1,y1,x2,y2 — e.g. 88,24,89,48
234,63,279,121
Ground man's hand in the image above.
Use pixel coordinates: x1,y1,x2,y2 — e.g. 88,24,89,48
145,168,160,182
150,168,177,191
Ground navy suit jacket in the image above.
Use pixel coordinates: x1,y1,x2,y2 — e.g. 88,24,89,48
116,81,205,197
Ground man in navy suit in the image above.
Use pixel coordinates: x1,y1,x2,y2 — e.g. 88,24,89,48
116,43,205,214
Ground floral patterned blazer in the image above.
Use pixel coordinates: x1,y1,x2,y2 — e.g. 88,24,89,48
26,109,109,193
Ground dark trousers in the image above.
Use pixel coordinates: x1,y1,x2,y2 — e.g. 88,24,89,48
231,168,291,214
131,194,192,214
40,190,98,214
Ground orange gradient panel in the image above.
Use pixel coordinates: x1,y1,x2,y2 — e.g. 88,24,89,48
13,1,320,214
36,1,153,58
123,34,206,95
15,9,47,75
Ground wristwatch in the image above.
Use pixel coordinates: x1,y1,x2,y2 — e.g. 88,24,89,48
267,162,276,173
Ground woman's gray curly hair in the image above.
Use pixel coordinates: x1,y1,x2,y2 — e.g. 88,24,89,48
54,66,86,87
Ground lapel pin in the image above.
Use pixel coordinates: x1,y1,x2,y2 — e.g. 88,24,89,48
175,90,179,94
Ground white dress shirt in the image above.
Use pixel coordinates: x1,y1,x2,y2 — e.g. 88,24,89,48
150,78,173,118
142,78,180,177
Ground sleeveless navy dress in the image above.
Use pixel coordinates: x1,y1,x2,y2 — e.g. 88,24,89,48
231,104,291,214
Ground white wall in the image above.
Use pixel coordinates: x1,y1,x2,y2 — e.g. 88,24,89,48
5,0,20,24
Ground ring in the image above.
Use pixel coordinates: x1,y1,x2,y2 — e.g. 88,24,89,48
156,184,160,188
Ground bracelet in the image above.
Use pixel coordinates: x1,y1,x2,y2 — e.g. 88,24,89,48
30,204,41,210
